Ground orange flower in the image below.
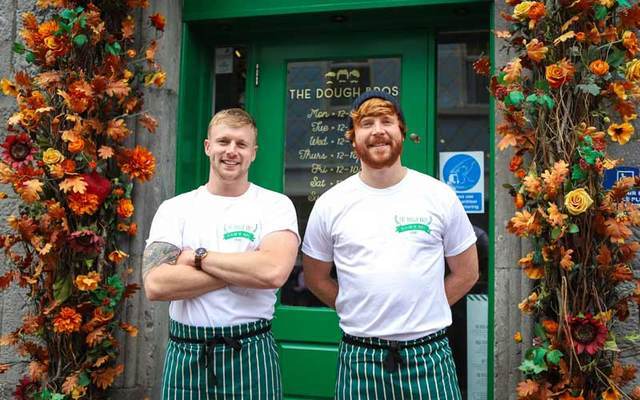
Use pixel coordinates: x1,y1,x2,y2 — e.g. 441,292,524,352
108,250,128,263
602,387,622,400
523,175,542,196
575,32,586,42
1,78,18,96
626,59,640,81
119,145,156,182
508,210,542,237
128,223,138,236
526,39,548,63
144,71,166,88
67,192,100,215
112,187,124,197
547,203,568,227
589,60,609,76
514,331,523,343
67,139,85,153
75,272,101,291
518,292,539,314
149,13,165,31
519,252,544,279
53,307,82,334
514,193,525,209
607,122,634,144
546,59,575,88
116,198,134,218
527,2,546,27
61,159,76,174
542,319,558,334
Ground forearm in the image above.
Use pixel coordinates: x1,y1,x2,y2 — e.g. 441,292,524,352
202,251,288,289
444,270,478,305
306,277,339,309
144,263,227,301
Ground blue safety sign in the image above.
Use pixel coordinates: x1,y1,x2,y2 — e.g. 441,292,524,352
439,151,485,214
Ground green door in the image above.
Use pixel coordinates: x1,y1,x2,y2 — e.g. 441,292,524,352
251,31,433,399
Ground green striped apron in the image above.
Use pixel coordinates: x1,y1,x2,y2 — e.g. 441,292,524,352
162,319,282,400
336,330,462,400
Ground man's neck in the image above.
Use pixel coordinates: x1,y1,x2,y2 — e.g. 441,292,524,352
206,178,250,197
358,161,407,189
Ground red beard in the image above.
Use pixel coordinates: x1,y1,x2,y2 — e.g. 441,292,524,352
353,134,403,169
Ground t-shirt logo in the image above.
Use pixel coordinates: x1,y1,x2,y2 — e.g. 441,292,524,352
223,223,258,241
394,215,432,234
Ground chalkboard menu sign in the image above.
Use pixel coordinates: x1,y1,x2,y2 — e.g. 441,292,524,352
284,58,401,202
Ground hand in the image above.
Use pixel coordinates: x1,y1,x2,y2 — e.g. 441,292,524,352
177,248,195,267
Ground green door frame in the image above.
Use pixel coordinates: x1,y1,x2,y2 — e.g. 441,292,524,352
177,1,496,398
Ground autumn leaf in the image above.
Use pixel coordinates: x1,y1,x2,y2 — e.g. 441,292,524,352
554,31,576,46
105,79,131,99
612,264,634,281
0,271,16,290
559,247,574,271
498,134,518,150
28,360,48,381
0,364,10,373
546,203,568,227
596,244,612,266
91,364,124,390
516,379,539,398
93,355,111,368
98,145,114,159
618,241,640,262
145,40,157,64
107,118,130,141
139,113,158,133
86,326,108,347
0,162,14,184
59,176,87,194
495,30,512,38
0,333,18,346
16,179,43,203
604,218,633,243
561,16,580,32
119,322,138,337
61,373,79,395
503,58,523,83
34,71,62,87
121,16,135,39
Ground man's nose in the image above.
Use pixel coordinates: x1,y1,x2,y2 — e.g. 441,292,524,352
372,121,385,134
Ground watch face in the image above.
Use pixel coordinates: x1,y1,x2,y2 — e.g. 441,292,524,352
195,248,207,257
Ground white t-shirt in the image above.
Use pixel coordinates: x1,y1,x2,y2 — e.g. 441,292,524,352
302,169,476,340
145,184,300,327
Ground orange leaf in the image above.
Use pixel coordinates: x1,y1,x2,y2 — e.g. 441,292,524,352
604,218,632,243
61,373,79,395
119,322,138,337
0,162,15,184
554,31,576,46
28,360,47,381
0,363,10,374
106,118,130,141
98,146,114,160
596,244,612,266
139,113,158,133
16,179,43,203
495,30,512,38
59,176,87,194
121,16,135,39
561,16,580,32
34,71,62,87
91,364,124,390
105,79,131,99
86,326,108,347
93,355,111,368
517,379,539,397
503,58,522,83
560,247,574,271
145,40,157,63
498,134,518,150
0,271,16,290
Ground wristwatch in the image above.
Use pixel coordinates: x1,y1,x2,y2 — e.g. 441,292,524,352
194,247,208,270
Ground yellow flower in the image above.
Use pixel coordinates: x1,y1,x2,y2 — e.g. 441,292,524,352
607,122,634,144
513,1,535,20
42,148,64,165
514,331,523,343
564,188,593,215
144,71,166,87
123,69,133,81
626,59,640,81
1,78,17,96
598,0,615,7
74,271,101,291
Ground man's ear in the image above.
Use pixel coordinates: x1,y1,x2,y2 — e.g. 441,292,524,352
204,138,211,156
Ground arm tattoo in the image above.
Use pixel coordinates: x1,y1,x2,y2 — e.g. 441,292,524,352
142,242,181,278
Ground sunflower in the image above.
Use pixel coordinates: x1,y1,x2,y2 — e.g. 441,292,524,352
68,230,104,256
568,313,608,355
1,134,37,169
607,122,634,144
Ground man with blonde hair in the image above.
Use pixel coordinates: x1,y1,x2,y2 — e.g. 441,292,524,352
143,108,299,399
303,91,479,399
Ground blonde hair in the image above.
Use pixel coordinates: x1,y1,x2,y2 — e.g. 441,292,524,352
344,98,406,141
207,108,257,139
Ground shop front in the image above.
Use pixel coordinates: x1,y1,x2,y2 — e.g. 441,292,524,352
178,2,494,398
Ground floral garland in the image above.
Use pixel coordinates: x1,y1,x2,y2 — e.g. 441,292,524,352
0,0,164,398
476,0,640,398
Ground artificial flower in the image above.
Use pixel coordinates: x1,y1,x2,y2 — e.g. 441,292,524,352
623,31,639,57
149,13,165,31
589,60,609,76
1,78,18,96
81,171,112,204
1,134,37,169
108,250,128,263
119,145,156,182
52,307,82,334
526,39,548,63
473,56,490,76
602,387,622,400
564,188,593,215
568,313,607,355
116,198,134,218
75,272,101,291
542,319,558,334
546,59,575,88
67,192,100,216
518,292,539,314
68,230,104,256
514,331,523,343
513,1,535,20
626,59,640,81
42,148,64,165
607,122,634,145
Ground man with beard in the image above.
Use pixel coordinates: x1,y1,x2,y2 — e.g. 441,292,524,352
143,108,299,399
302,91,478,399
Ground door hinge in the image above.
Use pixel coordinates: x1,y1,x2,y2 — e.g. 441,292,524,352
255,63,260,87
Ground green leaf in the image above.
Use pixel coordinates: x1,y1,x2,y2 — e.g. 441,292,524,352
568,224,579,233
112,42,122,53
73,34,88,47
594,4,608,20
526,94,539,104
534,80,549,92
25,52,35,64
12,42,25,54
607,47,626,68
35,389,52,400
105,42,122,56
571,165,586,181
546,349,563,365
551,226,562,240
60,9,77,21
576,83,601,96
624,333,640,342
539,95,555,109
75,6,85,13
51,394,66,400
53,274,72,303
617,0,631,8
497,72,507,85
58,21,72,34
78,371,90,386
505,91,525,107
79,16,87,29
519,358,548,374
604,337,619,352
534,324,546,340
